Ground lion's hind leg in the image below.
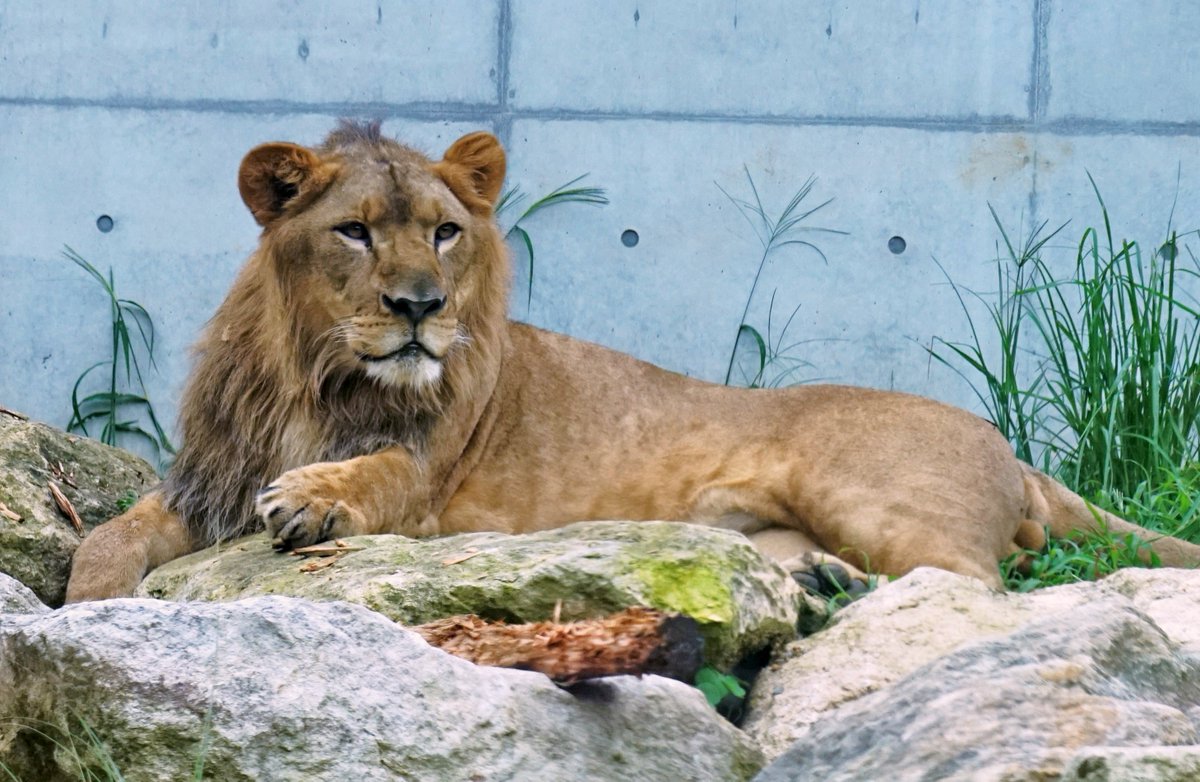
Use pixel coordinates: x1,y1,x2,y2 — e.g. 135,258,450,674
65,490,193,602
689,485,878,601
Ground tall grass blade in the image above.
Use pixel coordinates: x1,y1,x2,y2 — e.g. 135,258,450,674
498,176,608,311
719,168,845,386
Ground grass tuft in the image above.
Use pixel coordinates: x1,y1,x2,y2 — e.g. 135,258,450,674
932,180,1200,587
63,248,174,471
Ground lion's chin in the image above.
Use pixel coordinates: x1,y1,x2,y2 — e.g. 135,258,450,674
362,354,444,390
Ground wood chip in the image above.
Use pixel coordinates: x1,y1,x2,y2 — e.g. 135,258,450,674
0,502,21,522
0,406,28,420
48,481,84,535
441,548,481,566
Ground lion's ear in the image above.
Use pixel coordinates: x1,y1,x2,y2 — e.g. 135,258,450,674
237,143,329,226
433,132,507,215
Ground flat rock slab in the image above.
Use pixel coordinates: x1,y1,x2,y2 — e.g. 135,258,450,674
0,410,157,606
0,581,762,781
140,520,803,668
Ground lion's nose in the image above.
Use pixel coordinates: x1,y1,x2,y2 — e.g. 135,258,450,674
381,294,446,323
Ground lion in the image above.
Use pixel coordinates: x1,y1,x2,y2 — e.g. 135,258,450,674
65,121,1200,602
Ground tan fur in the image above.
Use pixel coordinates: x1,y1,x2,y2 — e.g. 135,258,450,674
65,123,1200,602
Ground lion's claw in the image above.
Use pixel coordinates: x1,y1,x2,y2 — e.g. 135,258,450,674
254,465,367,550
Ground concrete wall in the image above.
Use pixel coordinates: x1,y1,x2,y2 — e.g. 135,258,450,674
2,1,1199,460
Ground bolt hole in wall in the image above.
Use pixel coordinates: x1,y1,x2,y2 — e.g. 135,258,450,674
621,229,639,247
888,235,906,255
96,215,114,233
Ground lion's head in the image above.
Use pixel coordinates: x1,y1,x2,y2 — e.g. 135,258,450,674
236,121,509,395
165,123,513,546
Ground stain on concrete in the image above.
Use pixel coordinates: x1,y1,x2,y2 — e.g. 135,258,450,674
961,135,1074,189
298,38,309,62
960,134,1033,188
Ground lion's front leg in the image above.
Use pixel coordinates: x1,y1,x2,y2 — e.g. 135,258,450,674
255,448,423,550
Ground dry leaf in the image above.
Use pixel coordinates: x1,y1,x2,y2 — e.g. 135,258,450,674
0,502,21,522
48,481,84,535
441,548,481,566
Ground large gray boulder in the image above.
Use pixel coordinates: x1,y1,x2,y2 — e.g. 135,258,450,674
0,580,763,781
0,410,157,606
748,568,1200,781
140,521,803,668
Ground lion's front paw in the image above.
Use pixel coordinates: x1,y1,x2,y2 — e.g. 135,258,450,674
255,463,369,550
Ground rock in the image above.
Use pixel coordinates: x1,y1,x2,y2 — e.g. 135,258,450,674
0,410,158,606
1061,746,1200,782
140,520,803,668
752,599,1200,782
744,567,1200,759
0,595,763,781
746,567,1200,781
744,568,1042,757
0,573,48,615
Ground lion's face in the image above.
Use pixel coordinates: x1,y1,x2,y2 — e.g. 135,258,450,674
236,127,507,392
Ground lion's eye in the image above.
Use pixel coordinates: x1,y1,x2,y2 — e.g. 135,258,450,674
434,223,461,244
335,222,372,247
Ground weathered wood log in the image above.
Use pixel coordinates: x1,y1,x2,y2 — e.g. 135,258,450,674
414,606,704,686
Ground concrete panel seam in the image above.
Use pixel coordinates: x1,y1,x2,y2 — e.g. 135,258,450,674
495,0,514,148
8,99,1200,140
1031,0,1052,122
505,109,1200,139
0,95,502,122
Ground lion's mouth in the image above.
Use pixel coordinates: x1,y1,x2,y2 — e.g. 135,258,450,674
358,341,436,363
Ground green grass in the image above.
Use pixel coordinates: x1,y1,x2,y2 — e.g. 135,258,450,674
718,167,846,387
728,291,819,388
496,175,608,310
0,712,212,781
1002,524,1161,593
1,716,127,782
63,248,174,471
931,180,1200,588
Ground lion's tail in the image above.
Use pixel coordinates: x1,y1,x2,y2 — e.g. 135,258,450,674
1021,464,1200,568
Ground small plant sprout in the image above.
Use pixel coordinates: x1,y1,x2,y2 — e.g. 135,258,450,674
694,664,747,709
718,168,846,386
496,175,608,310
